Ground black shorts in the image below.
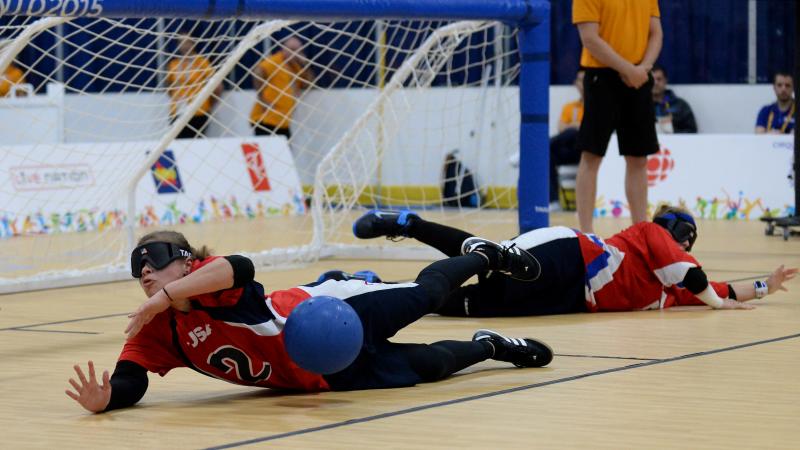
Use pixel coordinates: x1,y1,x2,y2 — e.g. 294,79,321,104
577,68,659,157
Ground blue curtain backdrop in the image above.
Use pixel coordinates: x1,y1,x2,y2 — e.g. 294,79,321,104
757,0,796,82
551,0,795,84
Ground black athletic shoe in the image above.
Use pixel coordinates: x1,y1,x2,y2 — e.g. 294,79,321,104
460,237,541,281
352,209,419,239
473,329,553,368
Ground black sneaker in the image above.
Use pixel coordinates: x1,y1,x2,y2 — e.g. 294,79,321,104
461,237,541,281
352,209,419,240
473,329,553,368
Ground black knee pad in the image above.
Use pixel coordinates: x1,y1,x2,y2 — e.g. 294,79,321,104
414,268,451,308
406,344,453,382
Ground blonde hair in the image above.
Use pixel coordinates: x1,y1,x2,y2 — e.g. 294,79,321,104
137,230,211,260
652,203,694,221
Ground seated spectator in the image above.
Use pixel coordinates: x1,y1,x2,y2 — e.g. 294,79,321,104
549,70,584,210
652,65,697,133
756,71,795,134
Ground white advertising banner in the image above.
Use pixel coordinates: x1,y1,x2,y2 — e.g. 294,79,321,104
595,134,794,219
1,137,305,237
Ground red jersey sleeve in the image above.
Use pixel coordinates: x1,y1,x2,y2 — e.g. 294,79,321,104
642,222,700,287
186,256,244,308
118,310,185,376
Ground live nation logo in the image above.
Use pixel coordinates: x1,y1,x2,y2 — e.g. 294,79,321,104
10,164,95,191
241,143,271,192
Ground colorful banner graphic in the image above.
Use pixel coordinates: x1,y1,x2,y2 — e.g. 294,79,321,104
0,137,304,238
241,143,271,192
594,134,794,219
150,149,184,194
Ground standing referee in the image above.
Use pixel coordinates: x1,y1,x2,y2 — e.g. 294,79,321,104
573,0,663,233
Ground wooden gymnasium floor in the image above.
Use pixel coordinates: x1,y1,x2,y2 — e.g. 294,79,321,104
1,214,799,449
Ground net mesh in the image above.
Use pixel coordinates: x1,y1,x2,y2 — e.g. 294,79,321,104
0,16,521,291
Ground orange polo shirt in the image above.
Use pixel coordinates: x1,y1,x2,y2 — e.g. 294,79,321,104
573,0,661,68
250,51,307,129
166,55,214,117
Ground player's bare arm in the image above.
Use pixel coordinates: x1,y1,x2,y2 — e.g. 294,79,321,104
728,265,798,302
637,17,663,73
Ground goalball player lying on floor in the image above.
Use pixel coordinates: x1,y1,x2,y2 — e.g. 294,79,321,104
65,230,553,413
351,205,797,317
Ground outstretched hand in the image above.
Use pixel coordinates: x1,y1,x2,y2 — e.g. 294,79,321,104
65,361,111,413
125,291,170,339
717,298,755,310
767,265,798,295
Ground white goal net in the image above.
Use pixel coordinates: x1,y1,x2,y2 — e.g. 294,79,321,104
0,16,522,292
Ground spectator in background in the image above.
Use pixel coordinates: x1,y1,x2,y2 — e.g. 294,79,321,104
549,70,585,210
651,65,697,133
573,0,663,233
0,62,25,97
756,72,795,134
250,37,314,139
165,33,221,139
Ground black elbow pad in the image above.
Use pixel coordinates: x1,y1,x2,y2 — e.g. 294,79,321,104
225,255,255,288
682,267,709,294
106,360,148,411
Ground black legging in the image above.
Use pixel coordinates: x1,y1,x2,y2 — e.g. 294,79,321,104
405,218,588,317
323,254,496,390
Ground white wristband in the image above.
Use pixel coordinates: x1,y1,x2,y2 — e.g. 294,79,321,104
696,286,725,309
754,280,768,299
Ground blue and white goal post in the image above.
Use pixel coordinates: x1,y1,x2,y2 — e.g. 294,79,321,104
0,0,549,292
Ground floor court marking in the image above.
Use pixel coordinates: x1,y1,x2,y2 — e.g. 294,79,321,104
554,353,659,361
7,328,100,335
0,312,128,332
204,332,800,450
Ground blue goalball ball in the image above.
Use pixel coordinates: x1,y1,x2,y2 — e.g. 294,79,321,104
284,295,364,375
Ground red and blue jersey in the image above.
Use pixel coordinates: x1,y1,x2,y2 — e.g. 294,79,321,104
119,256,330,391
575,222,729,311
